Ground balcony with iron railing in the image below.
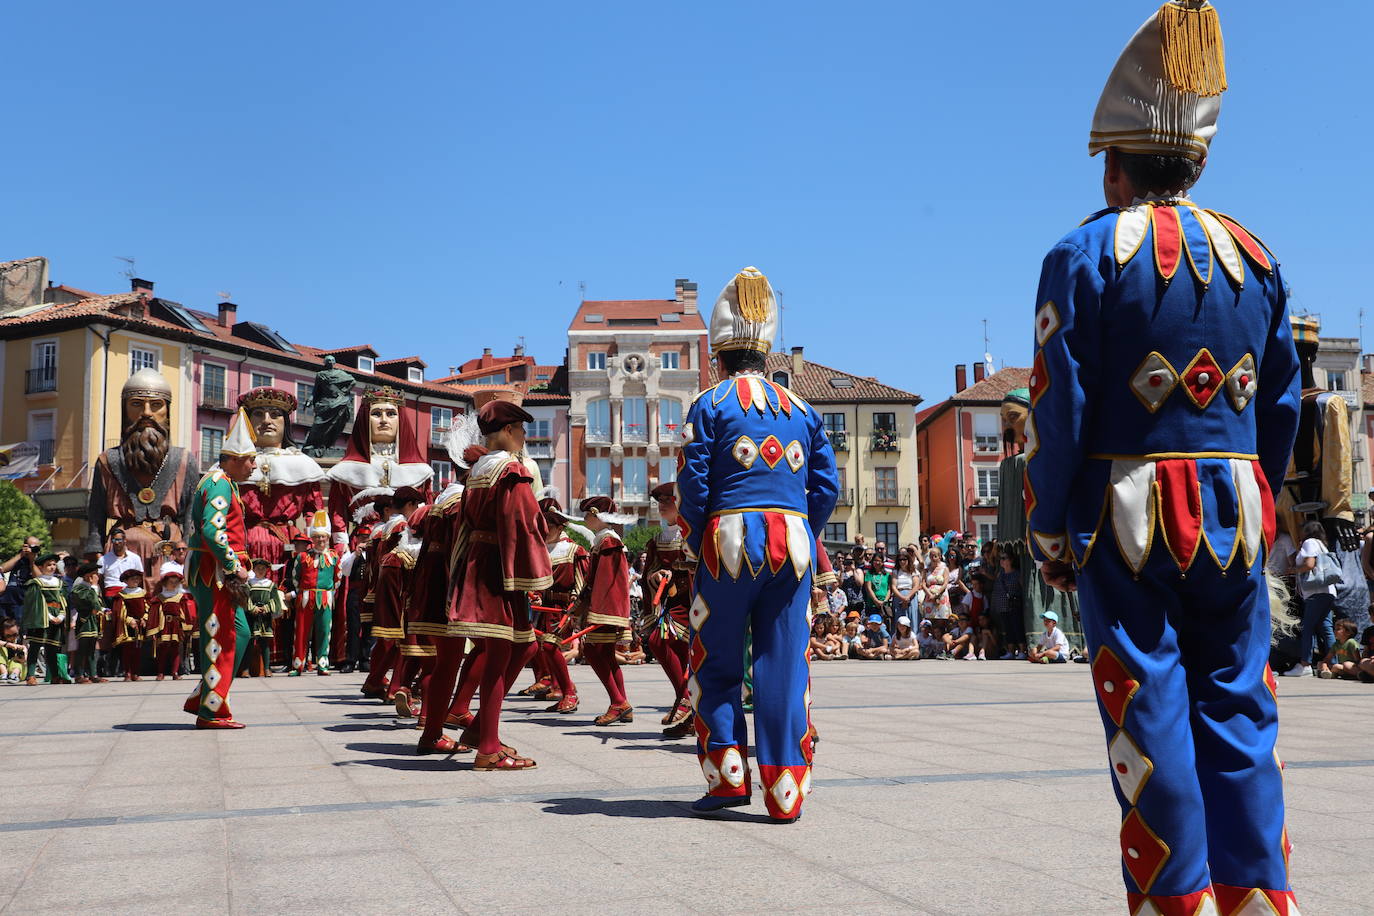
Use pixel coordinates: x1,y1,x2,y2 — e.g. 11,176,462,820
525,438,554,459
623,423,647,444
36,439,55,465
200,386,239,411
865,487,911,508
430,425,450,446
834,488,854,507
586,424,612,445
826,429,849,451
973,434,1001,455
26,367,57,394
870,429,900,452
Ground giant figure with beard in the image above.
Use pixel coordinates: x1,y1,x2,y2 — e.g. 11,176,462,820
85,369,199,564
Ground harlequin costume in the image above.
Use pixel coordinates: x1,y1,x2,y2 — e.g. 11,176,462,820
676,267,839,821
147,571,194,680
645,483,694,730
111,570,149,681
181,408,256,729
423,400,552,767
285,511,340,676
21,560,69,685
1025,5,1303,911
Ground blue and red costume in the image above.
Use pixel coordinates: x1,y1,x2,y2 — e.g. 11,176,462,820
677,374,837,820
1027,197,1301,913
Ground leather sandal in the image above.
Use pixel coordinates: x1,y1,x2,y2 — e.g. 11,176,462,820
417,735,462,755
663,714,695,739
537,686,560,701
594,703,634,726
662,700,691,726
360,686,386,700
393,688,416,718
547,694,579,714
445,711,475,730
473,749,537,771
195,717,246,730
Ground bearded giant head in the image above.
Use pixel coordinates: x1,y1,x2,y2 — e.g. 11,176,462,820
121,369,173,477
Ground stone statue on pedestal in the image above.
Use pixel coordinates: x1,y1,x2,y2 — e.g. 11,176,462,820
302,356,356,459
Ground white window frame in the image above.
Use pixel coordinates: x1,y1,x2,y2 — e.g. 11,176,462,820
408,367,424,383
975,466,1000,501
129,344,160,376
623,397,647,442
973,411,1000,453
525,418,551,440
658,399,683,438
201,362,229,409
250,371,274,390
587,351,607,371
976,521,997,543
1327,370,1348,392
623,457,648,499
357,355,374,373
660,351,680,370
431,406,453,445
586,458,611,496
201,427,226,468
28,410,55,465
874,467,898,501
295,380,314,420
430,460,452,489
31,339,57,370
658,458,677,484
587,399,611,441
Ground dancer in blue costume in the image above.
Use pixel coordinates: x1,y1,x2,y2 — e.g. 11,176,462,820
1027,4,1304,913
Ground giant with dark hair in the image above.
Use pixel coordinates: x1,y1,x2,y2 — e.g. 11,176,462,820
718,349,767,376
1116,151,1203,197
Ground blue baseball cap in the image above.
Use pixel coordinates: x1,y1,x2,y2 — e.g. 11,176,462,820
867,614,883,624
1041,610,1060,623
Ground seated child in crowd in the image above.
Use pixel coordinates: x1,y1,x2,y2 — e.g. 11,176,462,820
1321,618,1362,680
948,612,976,659
890,616,920,660
852,615,891,660
1028,610,1070,664
0,618,25,685
824,616,847,659
917,619,943,658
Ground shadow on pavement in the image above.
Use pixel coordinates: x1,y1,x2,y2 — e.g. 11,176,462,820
539,796,774,823
112,722,188,732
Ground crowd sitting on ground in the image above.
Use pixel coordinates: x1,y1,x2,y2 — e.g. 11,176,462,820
6,522,1374,685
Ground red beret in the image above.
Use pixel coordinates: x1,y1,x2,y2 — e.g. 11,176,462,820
393,486,424,504
579,496,616,515
477,400,534,435
539,496,563,515
650,482,676,504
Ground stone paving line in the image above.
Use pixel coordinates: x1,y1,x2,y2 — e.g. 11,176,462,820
0,662,1370,915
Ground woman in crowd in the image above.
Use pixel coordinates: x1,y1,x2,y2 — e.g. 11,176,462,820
890,550,922,633
1290,521,1339,679
921,548,950,621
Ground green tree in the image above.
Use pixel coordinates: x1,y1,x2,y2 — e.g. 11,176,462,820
563,525,591,550
622,524,659,556
0,481,51,558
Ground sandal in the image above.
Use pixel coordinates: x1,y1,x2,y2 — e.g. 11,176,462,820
417,736,463,755
594,704,634,726
445,711,475,730
473,749,537,771
547,694,579,714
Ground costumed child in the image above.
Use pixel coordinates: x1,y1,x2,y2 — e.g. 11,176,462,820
111,568,148,681
246,559,285,677
644,482,694,736
1,618,26,684
69,562,106,683
22,553,69,685
573,496,636,726
147,570,192,680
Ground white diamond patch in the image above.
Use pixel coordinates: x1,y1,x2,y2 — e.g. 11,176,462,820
1108,730,1154,806
720,748,746,788
732,436,759,470
1034,301,1061,346
784,440,804,473
1226,353,1258,412
769,770,800,816
1130,352,1179,413
688,594,710,631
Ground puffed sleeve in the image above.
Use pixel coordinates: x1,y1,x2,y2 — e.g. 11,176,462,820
1255,267,1301,499
496,464,553,592
676,396,715,556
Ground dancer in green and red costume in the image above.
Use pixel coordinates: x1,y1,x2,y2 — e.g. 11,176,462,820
181,407,257,729
645,483,694,736
286,511,340,676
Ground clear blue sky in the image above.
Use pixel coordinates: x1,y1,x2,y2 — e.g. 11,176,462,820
6,1,1367,400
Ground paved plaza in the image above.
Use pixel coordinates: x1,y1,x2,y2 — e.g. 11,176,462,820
0,660,1369,915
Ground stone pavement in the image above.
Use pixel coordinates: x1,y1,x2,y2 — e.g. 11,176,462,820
0,660,1369,915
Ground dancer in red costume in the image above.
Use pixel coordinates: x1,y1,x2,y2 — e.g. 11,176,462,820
645,483,695,736
528,492,588,714
573,496,637,727
419,400,551,768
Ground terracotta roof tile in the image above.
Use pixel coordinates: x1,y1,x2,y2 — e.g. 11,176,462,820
376,355,427,367
915,367,1031,430
708,352,921,404
570,298,706,331
1362,372,1374,408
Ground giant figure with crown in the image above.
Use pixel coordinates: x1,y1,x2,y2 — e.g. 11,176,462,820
1027,3,1304,912
676,267,838,822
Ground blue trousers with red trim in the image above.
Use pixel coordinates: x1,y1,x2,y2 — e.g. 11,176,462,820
690,561,813,819
1076,543,1293,907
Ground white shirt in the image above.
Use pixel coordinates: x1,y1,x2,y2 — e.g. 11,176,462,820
100,551,143,591
1267,532,1295,577
1037,626,1070,655
1296,538,1337,598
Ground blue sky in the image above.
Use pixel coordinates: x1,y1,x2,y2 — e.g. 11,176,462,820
6,1,1367,401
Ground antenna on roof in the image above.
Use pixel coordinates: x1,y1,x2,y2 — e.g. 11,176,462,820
578,280,587,301
217,290,233,301
775,287,785,353
115,256,136,279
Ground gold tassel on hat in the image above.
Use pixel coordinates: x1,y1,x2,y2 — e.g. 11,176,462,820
1158,1,1227,97
734,268,772,323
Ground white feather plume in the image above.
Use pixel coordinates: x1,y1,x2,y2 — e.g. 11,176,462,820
537,485,560,502
564,523,594,543
352,502,376,524
351,486,394,507
446,411,484,468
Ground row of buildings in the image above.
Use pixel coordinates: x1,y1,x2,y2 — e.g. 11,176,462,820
0,257,926,552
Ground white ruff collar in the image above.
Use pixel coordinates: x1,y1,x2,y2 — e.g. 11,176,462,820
35,575,61,587
249,447,325,486
328,453,433,490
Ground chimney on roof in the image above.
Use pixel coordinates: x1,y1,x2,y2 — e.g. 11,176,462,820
483,347,492,359
130,277,154,296
675,278,698,315
217,301,237,328
514,344,524,358
955,364,968,392
973,362,986,384
791,346,804,378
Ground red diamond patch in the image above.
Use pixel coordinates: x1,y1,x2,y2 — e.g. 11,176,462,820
759,435,785,469
1120,809,1170,894
1092,647,1140,728
1180,348,1223,409
1029,351,1049,406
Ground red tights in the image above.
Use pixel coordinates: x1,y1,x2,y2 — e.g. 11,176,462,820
584,642,626,706
647,631,689,705
540,641,576,696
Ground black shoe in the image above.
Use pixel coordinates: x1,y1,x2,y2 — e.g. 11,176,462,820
337,664,355,674
358,663,370,673
690,794,751,817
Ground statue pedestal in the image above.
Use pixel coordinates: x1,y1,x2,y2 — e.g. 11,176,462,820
309,449,347,468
